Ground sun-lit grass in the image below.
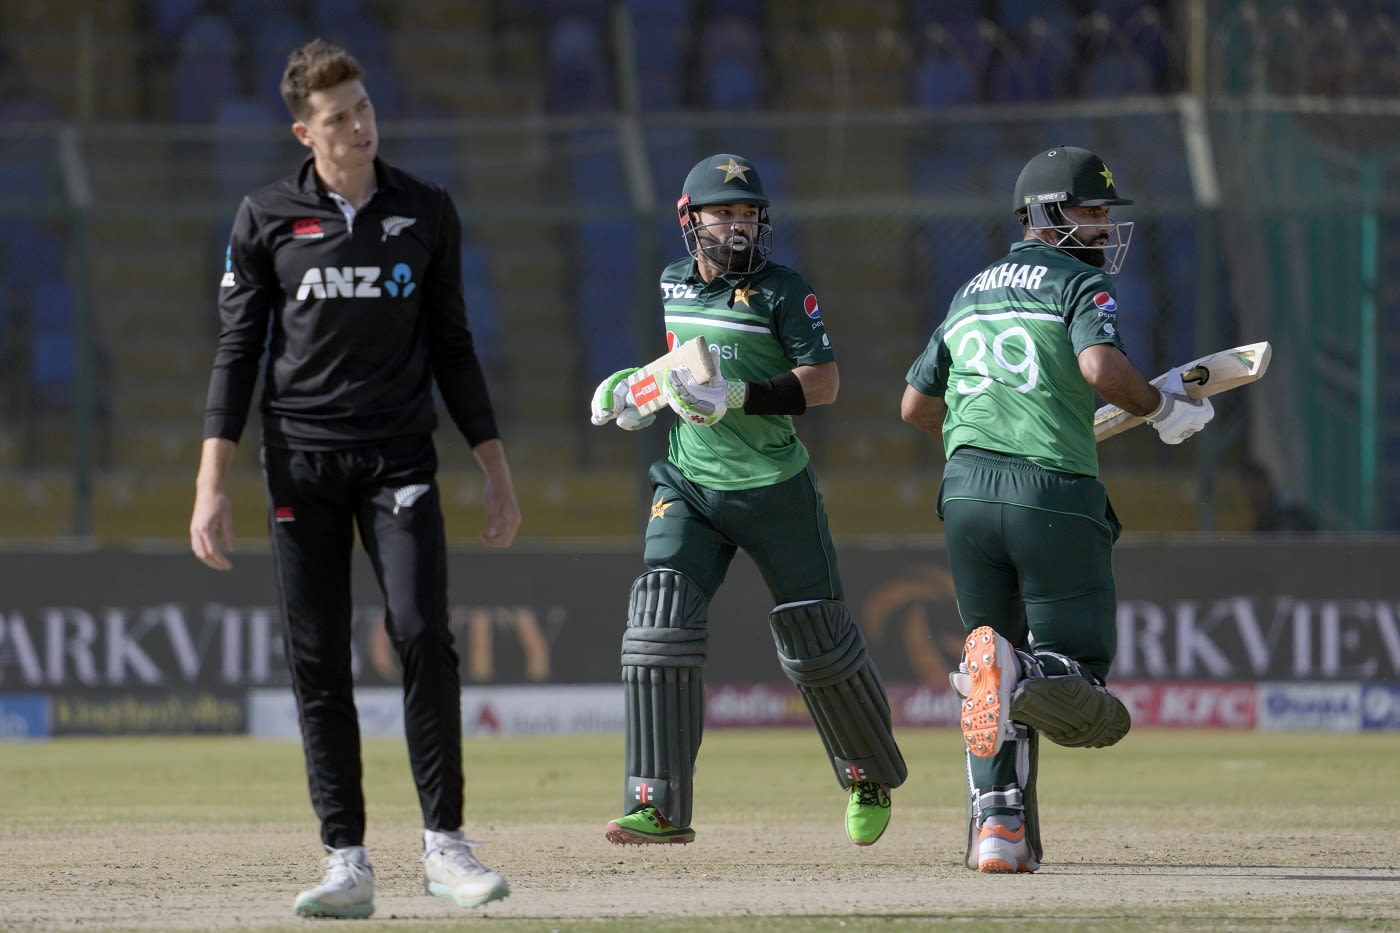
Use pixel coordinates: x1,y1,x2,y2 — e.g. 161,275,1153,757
2,727,1398,932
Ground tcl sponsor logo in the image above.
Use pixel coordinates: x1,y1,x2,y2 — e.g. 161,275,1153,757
1114,681,1256,728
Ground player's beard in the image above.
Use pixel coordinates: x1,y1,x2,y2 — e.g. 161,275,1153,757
1061,231,1108,268
697,227,755,273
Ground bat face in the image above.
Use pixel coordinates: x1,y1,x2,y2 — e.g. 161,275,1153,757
1094,340,1272,442
1179,342,1272,392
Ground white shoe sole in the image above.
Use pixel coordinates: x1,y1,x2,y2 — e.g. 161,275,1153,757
293,896,374,919
425,877,510,908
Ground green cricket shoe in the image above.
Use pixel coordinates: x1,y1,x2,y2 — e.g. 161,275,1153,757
604,806,695,845
846,781,892,846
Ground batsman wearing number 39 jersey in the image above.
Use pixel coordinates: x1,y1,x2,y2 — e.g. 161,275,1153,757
901,146,1216,874
590,153,907,848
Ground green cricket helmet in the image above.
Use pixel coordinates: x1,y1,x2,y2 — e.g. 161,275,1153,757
1013,146,1134,274
676,153,774,276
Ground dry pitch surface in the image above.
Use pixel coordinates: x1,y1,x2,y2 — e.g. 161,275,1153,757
1,727,1396,933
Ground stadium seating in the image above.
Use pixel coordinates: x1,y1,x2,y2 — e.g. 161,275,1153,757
27,278,76,411
629,0,689,109
21,277,109,468
170,12,239,122
705,0,762,22
310,0,371,36
542,0,613,27
249,11,307,113
149,0,203,45
644,125,700,261
1,1,1395,537
316,18,405,117
224,0,286,37
212,95,283,205
1005,13,1078,100
546,16,615,112
460,238,505,378
697,15,766,109
910,16,990,106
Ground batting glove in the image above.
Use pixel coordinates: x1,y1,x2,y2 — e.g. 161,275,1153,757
1146,370,1215,445
664,350,746,427
590,367,655,431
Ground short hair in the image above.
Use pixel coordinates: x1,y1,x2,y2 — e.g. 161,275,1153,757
280,38,364,121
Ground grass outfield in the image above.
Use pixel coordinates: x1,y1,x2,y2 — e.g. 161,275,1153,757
1,726,1397,932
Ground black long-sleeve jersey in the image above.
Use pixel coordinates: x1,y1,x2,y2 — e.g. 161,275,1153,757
203,156,499,451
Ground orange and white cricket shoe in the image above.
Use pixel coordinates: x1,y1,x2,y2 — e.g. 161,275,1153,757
977,816,1039,873
959,625,1018,758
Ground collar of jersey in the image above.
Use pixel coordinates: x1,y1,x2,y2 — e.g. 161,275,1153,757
297,155,398,198
682,261,760,293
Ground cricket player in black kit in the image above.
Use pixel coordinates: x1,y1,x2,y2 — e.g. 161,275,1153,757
189,40,520,919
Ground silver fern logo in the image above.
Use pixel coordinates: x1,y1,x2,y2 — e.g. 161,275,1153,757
381,215,416,241
393,483,431,514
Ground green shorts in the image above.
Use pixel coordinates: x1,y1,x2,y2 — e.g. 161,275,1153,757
938,447,1121,680
643,458,842,605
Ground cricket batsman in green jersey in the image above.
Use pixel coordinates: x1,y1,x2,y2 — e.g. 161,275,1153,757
590,153,907,848
901,146,1215,873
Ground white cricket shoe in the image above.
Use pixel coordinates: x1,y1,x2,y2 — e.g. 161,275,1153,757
422,829,510,908
293,845,374,919
977,815,1039,873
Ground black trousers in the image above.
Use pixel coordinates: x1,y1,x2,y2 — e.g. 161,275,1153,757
262,435,463,849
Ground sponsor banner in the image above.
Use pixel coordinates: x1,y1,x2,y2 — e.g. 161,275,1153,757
2,540,1399,689
461,685,623,735
705,683,807,727
894,683,967,727
50,691,245,736
0,693,50,740
1113,681,1257,729
249,685,625,738
1359,684,1400,731
703,683,967,728
248,687,403,739
1257,682,1362,732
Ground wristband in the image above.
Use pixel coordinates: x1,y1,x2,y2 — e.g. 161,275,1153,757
1145,390,1173,423
742,370,807,416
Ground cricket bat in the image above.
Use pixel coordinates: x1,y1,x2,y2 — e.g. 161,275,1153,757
627,336,718,416
1094,340,1272,442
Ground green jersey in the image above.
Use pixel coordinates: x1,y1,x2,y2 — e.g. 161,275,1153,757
906,240,1127,477
658,257,835,490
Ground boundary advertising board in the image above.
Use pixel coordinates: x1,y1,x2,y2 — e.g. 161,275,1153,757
1,539,1397,692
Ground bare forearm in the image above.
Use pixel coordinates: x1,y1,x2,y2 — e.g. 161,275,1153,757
1078,344,1160,416
195,438,239,494
900,385,946,435
471,438,513,485
792,362,838,407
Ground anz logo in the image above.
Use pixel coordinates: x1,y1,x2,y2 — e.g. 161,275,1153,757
295,263,416,300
